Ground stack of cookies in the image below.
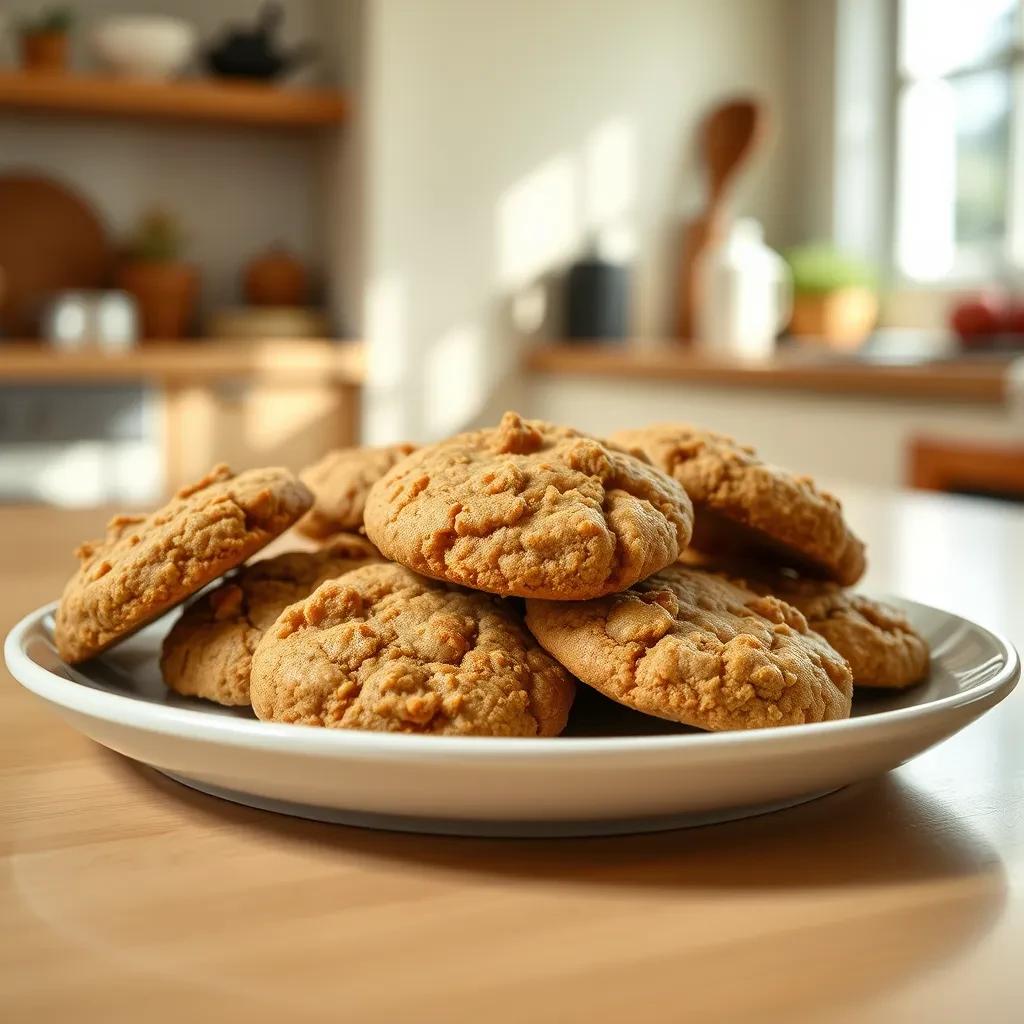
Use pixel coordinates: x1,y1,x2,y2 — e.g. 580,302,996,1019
53,412,929,738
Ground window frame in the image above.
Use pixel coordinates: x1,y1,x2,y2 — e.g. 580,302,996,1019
834,0,1024,292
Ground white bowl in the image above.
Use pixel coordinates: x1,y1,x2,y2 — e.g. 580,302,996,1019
91,16,196,80
5,596,1018,836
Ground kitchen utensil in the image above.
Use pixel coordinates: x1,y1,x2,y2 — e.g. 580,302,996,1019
205,2,314,80
5,596,1017,837
41,290,139,350
0,174,111,337
696,218,791,359
206,306,329,340
90,15,196,79
676,98,766,341
565,255,629,341
243,245,309,306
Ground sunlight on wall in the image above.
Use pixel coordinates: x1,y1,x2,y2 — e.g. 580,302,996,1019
497,118,639,292
365,277,407,390
494,115,638,348
363,276,412,443
425,324,486,437
497,156,577,289
366,117,642,443
583,118,638,260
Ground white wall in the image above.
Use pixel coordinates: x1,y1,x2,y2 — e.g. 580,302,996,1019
358,0,802,444
0,0,344,322
784,0,838,245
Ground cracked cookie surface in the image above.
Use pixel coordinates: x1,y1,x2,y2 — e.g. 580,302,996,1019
681,552,927,689
525,564,852,731
296,443,417,539
612,424,866,585
363,411,694,600
250,562,576,735
55,464,313,664
161,533,379,706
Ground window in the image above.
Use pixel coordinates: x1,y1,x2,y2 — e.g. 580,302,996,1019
895,0,1023,282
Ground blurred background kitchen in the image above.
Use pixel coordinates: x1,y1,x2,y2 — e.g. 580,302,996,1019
1,0,1022,508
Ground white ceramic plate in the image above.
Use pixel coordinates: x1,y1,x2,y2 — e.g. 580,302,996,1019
5,598,1019,837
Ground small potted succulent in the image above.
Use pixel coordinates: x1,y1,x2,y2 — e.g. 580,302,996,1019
115,209,199,340
784,244,878,349
19,7,73,73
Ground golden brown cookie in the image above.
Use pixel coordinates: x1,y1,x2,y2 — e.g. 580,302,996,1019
525,564,852,731
55,464,313,665
296,443,417,539
680,552,928,689
611,424,866,586
250,562,576,736
161,533,379,706
778,585,928,689
363,411,694,600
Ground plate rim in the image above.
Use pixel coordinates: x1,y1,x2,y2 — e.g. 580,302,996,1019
5,598,1020,762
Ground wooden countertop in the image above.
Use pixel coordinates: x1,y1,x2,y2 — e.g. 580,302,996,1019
0,339,365,385
525,343,1019,403
3,491,1023,1023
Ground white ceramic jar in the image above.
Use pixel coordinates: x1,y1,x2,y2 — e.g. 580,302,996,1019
696,218,792,359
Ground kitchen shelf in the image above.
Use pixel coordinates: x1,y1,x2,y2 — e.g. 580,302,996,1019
0,71,348,128
524,343,1016,404
0,339,365,384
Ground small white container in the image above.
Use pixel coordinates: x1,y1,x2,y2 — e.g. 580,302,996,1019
696,218,792,360
42,290,139,351
91,16,196,79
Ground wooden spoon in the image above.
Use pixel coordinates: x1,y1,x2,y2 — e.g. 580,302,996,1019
676,98,767,342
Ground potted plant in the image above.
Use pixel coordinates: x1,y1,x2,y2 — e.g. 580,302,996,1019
19,7,73,73
115,210,199,340
784,244,878,349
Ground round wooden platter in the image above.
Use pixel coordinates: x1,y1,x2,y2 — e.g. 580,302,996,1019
0,173,112,336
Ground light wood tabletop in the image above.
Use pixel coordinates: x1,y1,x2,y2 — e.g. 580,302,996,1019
2,490,1023,1024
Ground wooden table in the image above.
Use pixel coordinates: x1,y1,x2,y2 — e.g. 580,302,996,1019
2,491,1023,1023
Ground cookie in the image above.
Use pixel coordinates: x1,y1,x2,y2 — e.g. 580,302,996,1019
525,564,853,731
363,411,694,600
296,443,417,539
161,533,379,706
680,553,927,689
611,425,866,585
778,585,928,690
54,464,313,664
250,562,576,736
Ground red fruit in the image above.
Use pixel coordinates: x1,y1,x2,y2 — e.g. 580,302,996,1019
950,295,1002,343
